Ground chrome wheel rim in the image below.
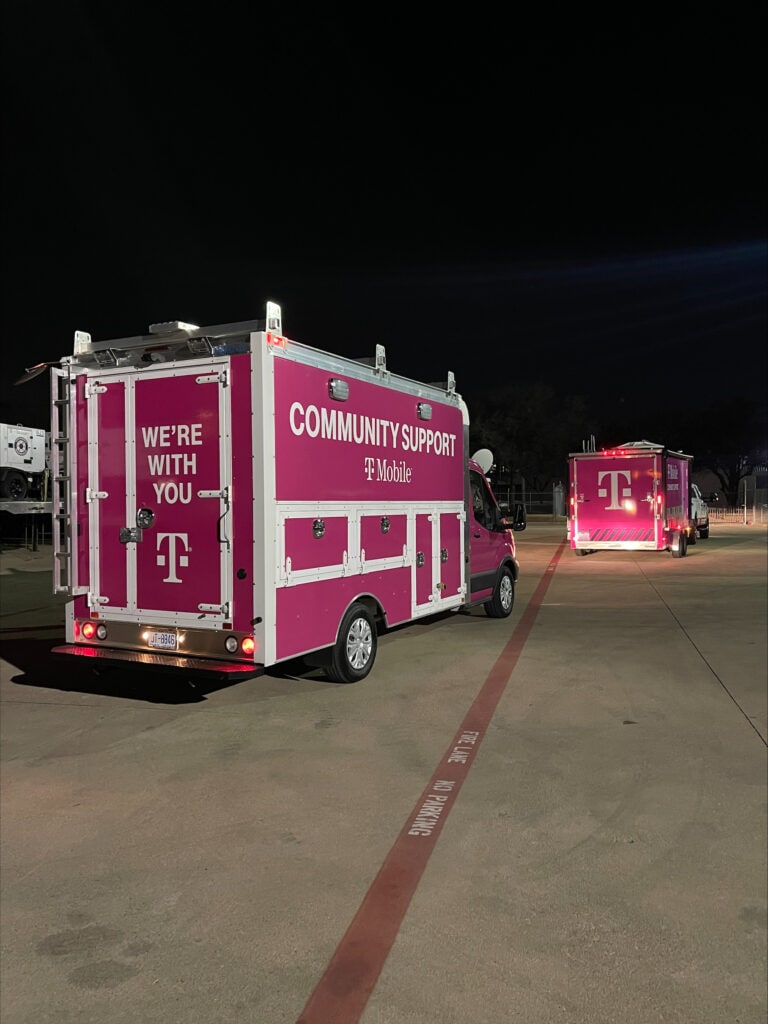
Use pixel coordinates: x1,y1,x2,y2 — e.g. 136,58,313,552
346,617,373,670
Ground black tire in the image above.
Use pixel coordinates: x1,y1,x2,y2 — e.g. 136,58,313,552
575,548,588,557
699,521,709,539
0,471,28,500
484,566,515,618
672,531,687,558
328,602,377,683
688,528,696,545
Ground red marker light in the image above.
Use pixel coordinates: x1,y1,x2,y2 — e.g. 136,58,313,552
241,637,256,656
82,622,97,640
266,333,287,349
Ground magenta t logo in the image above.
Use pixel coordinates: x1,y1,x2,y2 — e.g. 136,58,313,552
156,532,190,583
598,470,631,510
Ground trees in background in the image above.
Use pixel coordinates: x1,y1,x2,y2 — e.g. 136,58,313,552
468,386,767,506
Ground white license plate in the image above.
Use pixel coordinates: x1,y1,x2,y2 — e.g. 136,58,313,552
147,630,177,650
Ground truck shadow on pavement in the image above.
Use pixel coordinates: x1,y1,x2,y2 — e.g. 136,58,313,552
2,610,471,703
2,636,357,702
2,636,249,704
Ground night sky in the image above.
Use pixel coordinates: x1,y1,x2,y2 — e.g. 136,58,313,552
2,6,766,444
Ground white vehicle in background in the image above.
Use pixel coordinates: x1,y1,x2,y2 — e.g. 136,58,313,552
0,422,48,500
689,482,710,538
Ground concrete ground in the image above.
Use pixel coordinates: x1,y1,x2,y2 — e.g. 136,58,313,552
1,520,766,1024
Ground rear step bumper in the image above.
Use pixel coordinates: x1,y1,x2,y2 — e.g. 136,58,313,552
51,644,264,679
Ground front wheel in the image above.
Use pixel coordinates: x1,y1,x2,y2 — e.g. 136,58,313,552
699,521,709,539
328,602,377,683
484,566,515,618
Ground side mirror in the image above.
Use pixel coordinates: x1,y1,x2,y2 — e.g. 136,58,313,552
502,502,526,532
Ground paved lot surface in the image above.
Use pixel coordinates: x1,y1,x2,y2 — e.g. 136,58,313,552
1,520,766,1023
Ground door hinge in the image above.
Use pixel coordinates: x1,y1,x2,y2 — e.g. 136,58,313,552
198,602,230,616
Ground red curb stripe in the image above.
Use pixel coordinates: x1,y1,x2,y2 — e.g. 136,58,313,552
297,540,567,1024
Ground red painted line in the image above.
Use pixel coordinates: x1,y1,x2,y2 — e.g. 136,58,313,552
296,540,567,1024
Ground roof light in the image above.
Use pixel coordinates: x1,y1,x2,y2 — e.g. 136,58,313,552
417,402,433,421
329,378,349,401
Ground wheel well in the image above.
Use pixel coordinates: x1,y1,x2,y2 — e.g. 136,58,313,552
346,594,385,631
502,556,519,582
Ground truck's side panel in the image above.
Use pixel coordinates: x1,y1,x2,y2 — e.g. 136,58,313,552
664,456,688,532
271,356,464,504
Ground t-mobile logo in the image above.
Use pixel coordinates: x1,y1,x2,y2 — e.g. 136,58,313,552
598,470,632,510
156,532,190,583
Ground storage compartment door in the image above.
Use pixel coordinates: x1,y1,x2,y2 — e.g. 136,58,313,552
438,510,463,606
414,512,434,611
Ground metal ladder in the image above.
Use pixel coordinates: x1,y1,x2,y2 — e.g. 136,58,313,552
51,366,75,595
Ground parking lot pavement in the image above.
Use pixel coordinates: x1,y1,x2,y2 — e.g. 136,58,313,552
1,522,766,1024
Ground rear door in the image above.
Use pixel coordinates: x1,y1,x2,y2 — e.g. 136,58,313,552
88,363,232,624
572,454,658,547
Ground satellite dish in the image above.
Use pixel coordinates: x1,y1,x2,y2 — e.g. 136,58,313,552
471,448,494,474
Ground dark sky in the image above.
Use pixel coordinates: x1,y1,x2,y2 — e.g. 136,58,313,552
2,6,766,439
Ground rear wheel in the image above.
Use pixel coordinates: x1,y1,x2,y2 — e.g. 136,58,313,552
484,566,515,618
672,531,688,558
328,602,377,683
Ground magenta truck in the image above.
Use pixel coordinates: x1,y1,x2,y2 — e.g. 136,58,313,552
48,302,525,682
568,440,698,558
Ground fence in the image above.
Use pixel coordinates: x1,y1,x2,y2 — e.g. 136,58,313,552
495,486,564,518
708,503,768,525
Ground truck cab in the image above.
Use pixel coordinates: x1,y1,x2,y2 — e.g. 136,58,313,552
689,482,710,539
